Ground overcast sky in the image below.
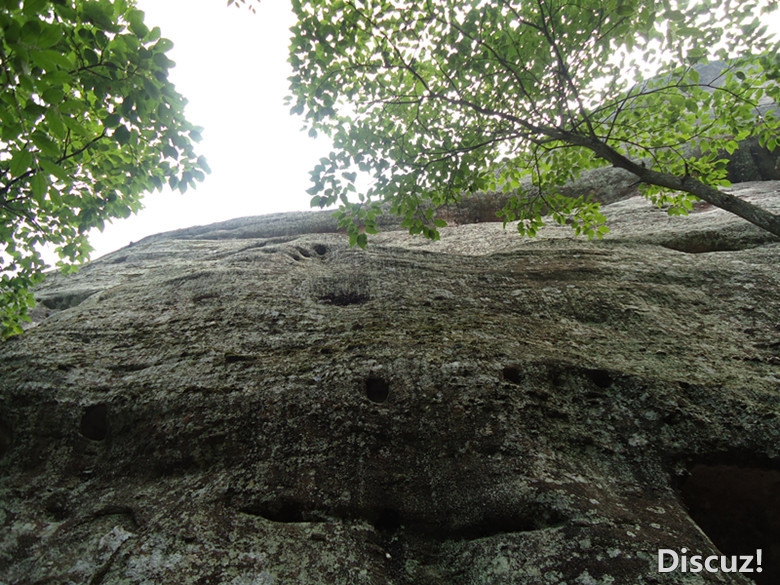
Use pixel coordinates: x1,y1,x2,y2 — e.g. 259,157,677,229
88,0,332,258
86,1,780,259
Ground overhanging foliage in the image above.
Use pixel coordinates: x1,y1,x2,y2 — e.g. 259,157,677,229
1,0,209,337
287,0,780,247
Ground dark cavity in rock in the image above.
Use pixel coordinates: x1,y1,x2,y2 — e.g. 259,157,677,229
366,376,390,403
679,462,780,585
502,365,524,385
0,418,11,458
80,404,108,441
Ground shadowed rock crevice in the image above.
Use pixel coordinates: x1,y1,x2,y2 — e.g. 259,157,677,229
36,287,101,310
678,460,780,585
311,273,372,305
80,404,108,442
660,232,775,253
237,496,329,524
235,495,568,542
0,419,11,458
368,504,569,541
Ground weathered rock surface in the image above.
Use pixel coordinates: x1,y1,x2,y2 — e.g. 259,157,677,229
1,182,780,584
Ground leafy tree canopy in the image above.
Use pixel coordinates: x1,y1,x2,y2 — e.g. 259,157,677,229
287,0,780,247
1,0,209,338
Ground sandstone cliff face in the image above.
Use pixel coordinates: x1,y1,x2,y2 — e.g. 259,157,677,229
1,183,780,585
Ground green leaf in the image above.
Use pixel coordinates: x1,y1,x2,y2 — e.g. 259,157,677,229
32,130,60,157
103,113,122,128
81,1,117,31
113,125,131,144
687,48,706,63
29,50,73,72
45,110,67,139
30,172,48,201
40,158,70,181
197,155,211,174
10,149,33,177
127,8,149,38
42,86,65,105
36,22,63,48
59,99,86,115
22,0,46,13
153,52,172,68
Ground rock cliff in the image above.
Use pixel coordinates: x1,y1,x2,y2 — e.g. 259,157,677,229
1,182,780,584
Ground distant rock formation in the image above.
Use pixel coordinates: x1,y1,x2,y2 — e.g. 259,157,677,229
1,182,779,584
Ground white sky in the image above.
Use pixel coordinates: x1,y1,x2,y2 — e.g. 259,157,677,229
88,0,332,258
85,1,780,259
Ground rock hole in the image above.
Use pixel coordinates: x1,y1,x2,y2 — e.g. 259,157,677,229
320,290,371,306
679,463,780,585
452,504,568,540
373,508,402,533
224,353,255,364
400,503,568,540
0,419,11,458
585,368,612,389
312,274,371,306
366,376,390,403
43,492,70,521
240,498,316,523
661,234,763,254
502,365,523,385
80,404,108,441
37,289,98,310
313,244,328,256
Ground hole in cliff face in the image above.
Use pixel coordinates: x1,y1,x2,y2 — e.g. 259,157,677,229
502,365,524,385
245,499,306,523
43,491,70,521
366,376,390,403
661,234,761,254
37,288,100,310
313,244,328,256
0,419,11,458
584,368,613,389
312,274,371,306
238,497,328,524
320,290,371,306
679,463,780,585
80,404,108,441
295,246,313,258
452,504,568,539
371,502,569,539
373,508,402,532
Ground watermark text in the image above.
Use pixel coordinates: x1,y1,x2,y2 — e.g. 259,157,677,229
658,548,762,574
